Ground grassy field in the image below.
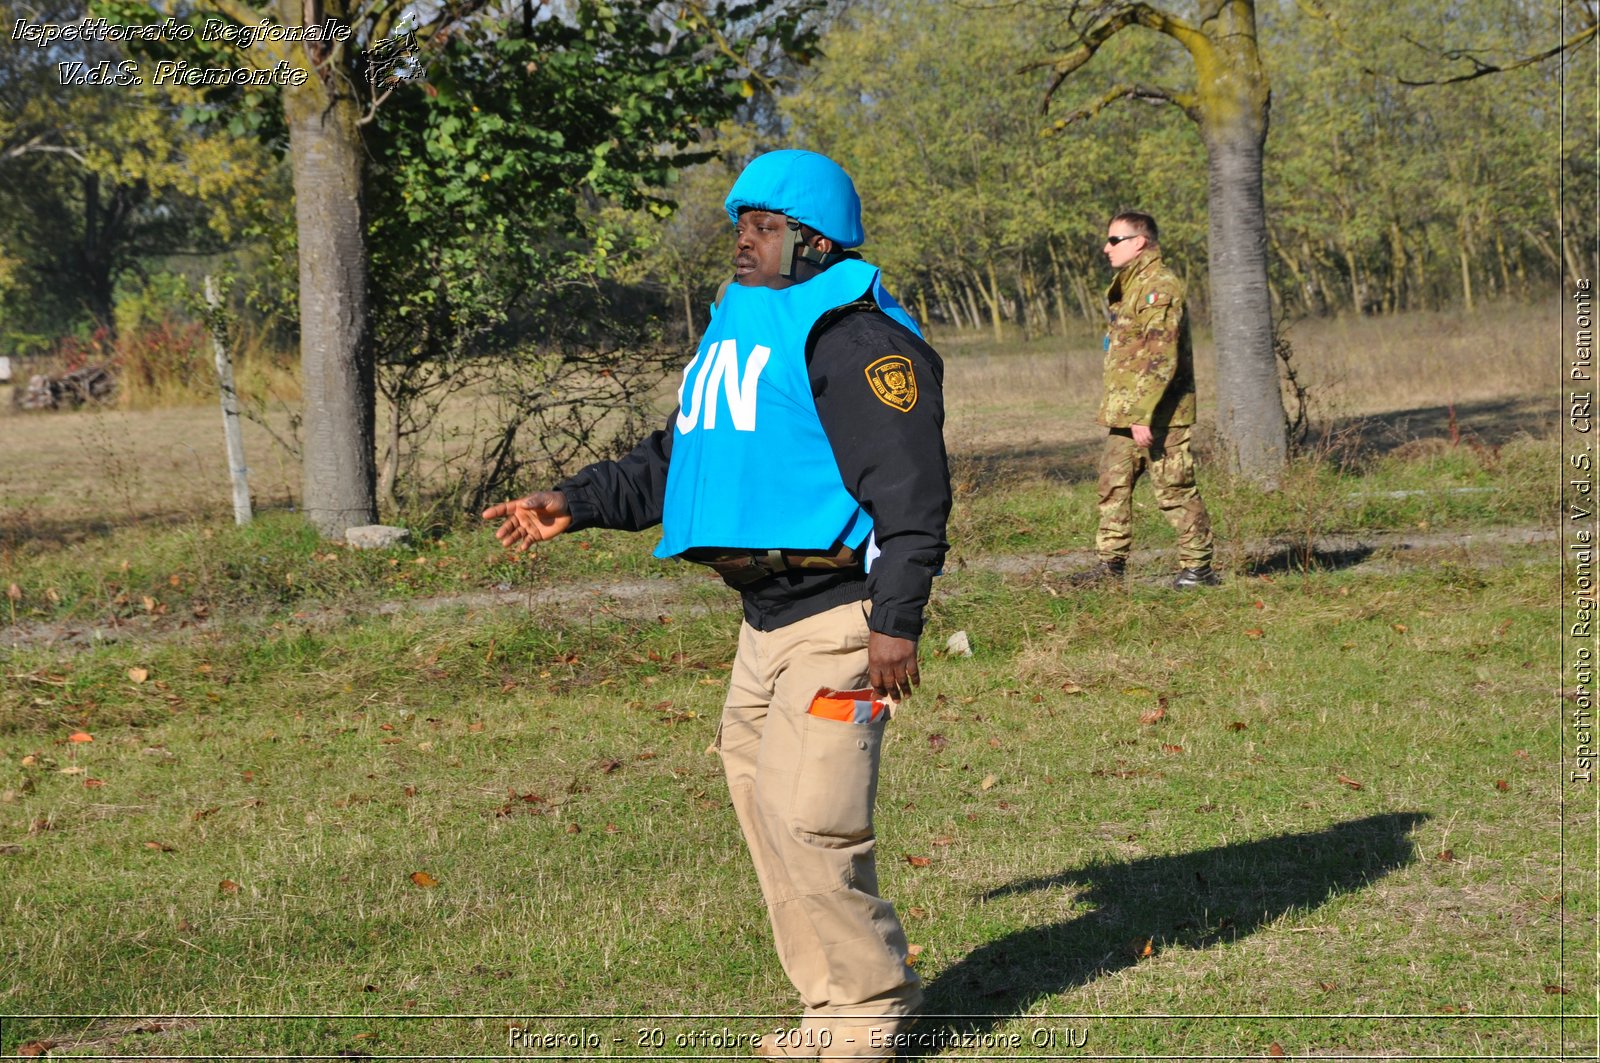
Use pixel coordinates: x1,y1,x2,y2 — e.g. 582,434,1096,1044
0,299,1590,1060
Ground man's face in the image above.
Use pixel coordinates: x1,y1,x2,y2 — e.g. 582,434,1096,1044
733,209,793,289
1104,223,1146,270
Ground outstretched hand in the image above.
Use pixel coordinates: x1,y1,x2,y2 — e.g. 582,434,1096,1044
481,491,573,551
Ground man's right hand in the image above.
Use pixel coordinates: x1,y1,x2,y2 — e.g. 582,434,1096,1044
481,491,573,550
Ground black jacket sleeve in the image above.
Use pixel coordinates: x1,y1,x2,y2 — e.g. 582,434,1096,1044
552,414,675,533
808,310,951,640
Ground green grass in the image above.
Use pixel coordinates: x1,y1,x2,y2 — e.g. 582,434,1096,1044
949,433,1556,562
1,521,1587,1058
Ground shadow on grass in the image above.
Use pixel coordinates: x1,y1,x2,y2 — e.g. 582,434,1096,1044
1316,396,1551,461
950,439,1101,489
1241,541,1379,576
911,812,1427,1051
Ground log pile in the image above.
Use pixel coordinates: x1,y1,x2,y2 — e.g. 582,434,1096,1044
14,365,116,410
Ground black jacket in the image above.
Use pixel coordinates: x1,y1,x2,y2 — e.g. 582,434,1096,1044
554,299,950,641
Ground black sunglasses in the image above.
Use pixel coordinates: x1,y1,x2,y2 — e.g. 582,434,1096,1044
1105,234,1142,246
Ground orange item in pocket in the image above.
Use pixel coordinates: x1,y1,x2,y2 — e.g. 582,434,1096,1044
808,687,888,724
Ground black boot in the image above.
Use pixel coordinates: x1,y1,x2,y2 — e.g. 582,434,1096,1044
1172,565,1221,589
1068,558,1126,587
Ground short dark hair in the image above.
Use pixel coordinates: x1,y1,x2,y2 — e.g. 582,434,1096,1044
1110,211,1159,243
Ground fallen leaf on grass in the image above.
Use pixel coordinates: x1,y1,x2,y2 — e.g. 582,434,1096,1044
1544,984,1570,994
1131,937,1153,959
409,871,438,888
904,855,932,868
83,777,104,788
1494,779,1509,791
927,734,949,752
931,835,955,847
1392,623,1408,634
1317,981,1336,991
1436,849,1455,862
565,822,582,835
598,758,622,774
980,774,997,790
906,906,928,920
1161,744,1184,754
145,841,176,852
906,943,923,964
1139,707,1167,726
0,844,23,855
219,879,239,893
1060,682,1084,694
58,766,85,775
18,1041,55,1057
467,721,485,733
1244,628,1264,639
1336,774,1363,790
68,731,93,743
1227,721,1248,731
1267,1043,1286,1057
604,823,620,834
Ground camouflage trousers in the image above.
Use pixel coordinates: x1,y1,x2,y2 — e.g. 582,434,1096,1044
1095,426,1214,568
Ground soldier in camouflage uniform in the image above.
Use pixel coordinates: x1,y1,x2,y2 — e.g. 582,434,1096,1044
1074,211,1218,589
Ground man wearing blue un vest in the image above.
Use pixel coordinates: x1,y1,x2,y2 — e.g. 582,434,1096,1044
484,150,950,1060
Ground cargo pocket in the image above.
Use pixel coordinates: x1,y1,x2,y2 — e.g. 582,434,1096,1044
789,712,885,847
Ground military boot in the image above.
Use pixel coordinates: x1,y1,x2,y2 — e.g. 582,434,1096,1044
1067,558,1126,587
1172,565,1221,589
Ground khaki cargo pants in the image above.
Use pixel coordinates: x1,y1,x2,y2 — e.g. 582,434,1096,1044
1096,425,1214,569
718,599,922,1027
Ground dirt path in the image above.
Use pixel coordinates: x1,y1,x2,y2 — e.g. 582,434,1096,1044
1,524,1557,655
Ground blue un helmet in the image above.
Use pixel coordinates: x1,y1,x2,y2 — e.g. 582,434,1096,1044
723,150,865,249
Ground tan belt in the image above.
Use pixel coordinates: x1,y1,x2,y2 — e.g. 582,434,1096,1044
682,544,860,587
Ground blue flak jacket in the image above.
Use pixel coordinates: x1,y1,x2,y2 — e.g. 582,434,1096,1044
655,259,921,560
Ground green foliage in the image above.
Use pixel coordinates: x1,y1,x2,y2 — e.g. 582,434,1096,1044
353,1,825,512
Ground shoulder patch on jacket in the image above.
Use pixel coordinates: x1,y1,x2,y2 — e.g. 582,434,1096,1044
865,354,918,412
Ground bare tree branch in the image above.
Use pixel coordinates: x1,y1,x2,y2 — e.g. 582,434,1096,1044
1020,2,1207,113
1301,0,1596,88
1388,22,1597,86
1,137,89,166
1043,81,1196,131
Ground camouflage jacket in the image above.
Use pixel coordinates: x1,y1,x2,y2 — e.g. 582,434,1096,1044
1098,248,1196,429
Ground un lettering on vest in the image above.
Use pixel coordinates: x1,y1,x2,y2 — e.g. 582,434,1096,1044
675,339,770,434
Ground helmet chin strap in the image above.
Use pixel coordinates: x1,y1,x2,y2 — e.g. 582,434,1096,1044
781,219,848,279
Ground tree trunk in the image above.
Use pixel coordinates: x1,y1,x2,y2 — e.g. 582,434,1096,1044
681,281,698,347
1197,4,1287,483
960,281,984,335
981,261,1005,343
284,74,376,537
1045,238,1072,335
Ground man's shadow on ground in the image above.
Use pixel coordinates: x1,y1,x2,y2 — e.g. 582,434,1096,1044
910,812,1427,1055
